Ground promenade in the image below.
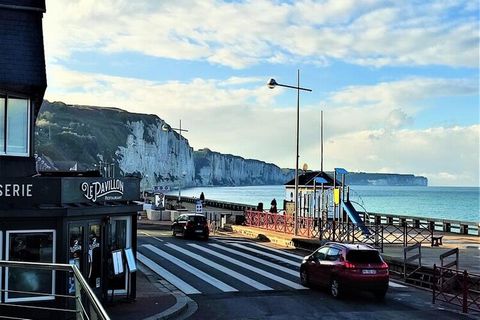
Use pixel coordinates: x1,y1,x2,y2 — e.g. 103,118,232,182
142,200,480,274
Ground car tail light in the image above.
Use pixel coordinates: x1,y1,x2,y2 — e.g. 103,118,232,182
378,262,389,275
344,262,360,273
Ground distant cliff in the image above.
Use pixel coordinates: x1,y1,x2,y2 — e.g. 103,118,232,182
345,172,428,186
35,101,294,189
194,148,292,185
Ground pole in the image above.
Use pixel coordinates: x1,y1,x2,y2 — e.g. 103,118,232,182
178,119,182,203
294,69,300,236
320,110,323,172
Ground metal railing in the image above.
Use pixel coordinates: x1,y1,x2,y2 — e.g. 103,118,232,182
433,265,480,313
244,210,432,250
0,260,110,320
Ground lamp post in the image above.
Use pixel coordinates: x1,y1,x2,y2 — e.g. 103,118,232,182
268,70,312,236
162,120,189,204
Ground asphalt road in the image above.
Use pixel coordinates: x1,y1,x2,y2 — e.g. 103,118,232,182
138,229,477,320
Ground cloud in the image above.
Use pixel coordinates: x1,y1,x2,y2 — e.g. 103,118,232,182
323,126,480,186
43,0,479,68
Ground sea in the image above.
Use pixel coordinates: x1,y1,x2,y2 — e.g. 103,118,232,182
172,185,480,223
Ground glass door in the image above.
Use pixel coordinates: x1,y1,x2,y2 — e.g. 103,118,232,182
68,221,103,294
108,216,131,294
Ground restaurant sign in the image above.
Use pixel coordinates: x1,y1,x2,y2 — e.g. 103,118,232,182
81,179,124,202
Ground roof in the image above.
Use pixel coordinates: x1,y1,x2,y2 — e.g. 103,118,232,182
284,171,342,187
0,0,47,118
326,242,376,251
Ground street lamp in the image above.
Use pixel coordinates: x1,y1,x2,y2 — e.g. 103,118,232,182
268,70,312,236
162,120,189,205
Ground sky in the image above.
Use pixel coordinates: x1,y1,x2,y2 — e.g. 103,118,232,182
42,0,479,187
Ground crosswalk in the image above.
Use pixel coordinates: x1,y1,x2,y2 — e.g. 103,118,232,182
138,236,308,295
137,236,407,296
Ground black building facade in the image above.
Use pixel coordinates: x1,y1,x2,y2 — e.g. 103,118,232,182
0,0,141,306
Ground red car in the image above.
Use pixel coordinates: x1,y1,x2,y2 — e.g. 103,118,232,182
300,242,389,299
172,213,209,240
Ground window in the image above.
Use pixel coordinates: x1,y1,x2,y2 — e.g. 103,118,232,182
314,247,329,260
0,96,30,156
326,248,342,261
346,250,382,264
5,230,56,302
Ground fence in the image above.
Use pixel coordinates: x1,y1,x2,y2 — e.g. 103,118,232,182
244,210,432,249
432,265,480,313
0,260,110,320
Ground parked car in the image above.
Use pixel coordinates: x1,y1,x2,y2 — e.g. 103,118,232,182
300,242,389,299
172,214,209,240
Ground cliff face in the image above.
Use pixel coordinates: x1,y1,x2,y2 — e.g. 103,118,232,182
194,148,293,185
35,101,292,189
345,173,428,186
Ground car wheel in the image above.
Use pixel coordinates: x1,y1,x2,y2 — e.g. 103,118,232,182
330,278,342,299
300,268,310,287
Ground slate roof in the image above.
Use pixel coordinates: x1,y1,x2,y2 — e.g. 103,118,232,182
0,0,47,118
284,171,342,187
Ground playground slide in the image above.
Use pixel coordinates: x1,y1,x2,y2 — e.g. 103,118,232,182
342,200,371,236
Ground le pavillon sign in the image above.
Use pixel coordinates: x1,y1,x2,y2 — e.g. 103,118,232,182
81,179,124,202
0,177,139,209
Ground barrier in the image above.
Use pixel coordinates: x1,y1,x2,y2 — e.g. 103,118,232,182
433,265,480,313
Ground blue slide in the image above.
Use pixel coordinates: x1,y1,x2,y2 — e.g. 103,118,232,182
342,200,371,236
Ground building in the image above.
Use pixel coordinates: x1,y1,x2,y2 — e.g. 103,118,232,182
284,171,341,219
0,0,141,308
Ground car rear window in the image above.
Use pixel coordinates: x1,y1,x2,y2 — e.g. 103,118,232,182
346,250,382,264
188,216,206,223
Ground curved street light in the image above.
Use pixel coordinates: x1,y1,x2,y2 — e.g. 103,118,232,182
268,70,312,236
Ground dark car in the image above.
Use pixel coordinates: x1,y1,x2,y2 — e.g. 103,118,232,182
172,214,209,240
300,242,389,299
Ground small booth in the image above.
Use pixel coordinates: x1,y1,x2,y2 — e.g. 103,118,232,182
0,173,142,302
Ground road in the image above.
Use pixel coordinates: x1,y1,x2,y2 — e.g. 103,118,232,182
137,229,476,320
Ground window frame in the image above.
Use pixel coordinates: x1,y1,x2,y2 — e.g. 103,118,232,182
5,229,56,303
0,94,31,157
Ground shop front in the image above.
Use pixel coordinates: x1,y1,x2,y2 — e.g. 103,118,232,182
0,174,141,303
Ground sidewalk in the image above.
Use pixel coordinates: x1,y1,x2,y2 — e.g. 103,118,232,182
105,262,194,320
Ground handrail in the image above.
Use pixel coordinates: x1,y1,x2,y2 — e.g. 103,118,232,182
0,259,110,320
72,264,110,319
349,200,371,222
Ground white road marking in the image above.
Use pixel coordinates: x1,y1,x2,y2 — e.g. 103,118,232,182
137,252,200,295
228,243,300,267
165,243,273,291
190,243,307,290
140,231,164,242
142,244,238,293
209,243,299,277
389,281,407,288
229,241,304,260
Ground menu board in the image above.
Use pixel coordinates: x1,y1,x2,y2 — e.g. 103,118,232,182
124,248,137,273
112,250,124,275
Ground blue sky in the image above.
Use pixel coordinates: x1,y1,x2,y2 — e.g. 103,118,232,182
42,0,479,186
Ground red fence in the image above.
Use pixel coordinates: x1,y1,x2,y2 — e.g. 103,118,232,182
245,210,324,237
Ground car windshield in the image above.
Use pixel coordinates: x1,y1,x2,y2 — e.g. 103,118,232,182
346,250,382,264
188,216,206,223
